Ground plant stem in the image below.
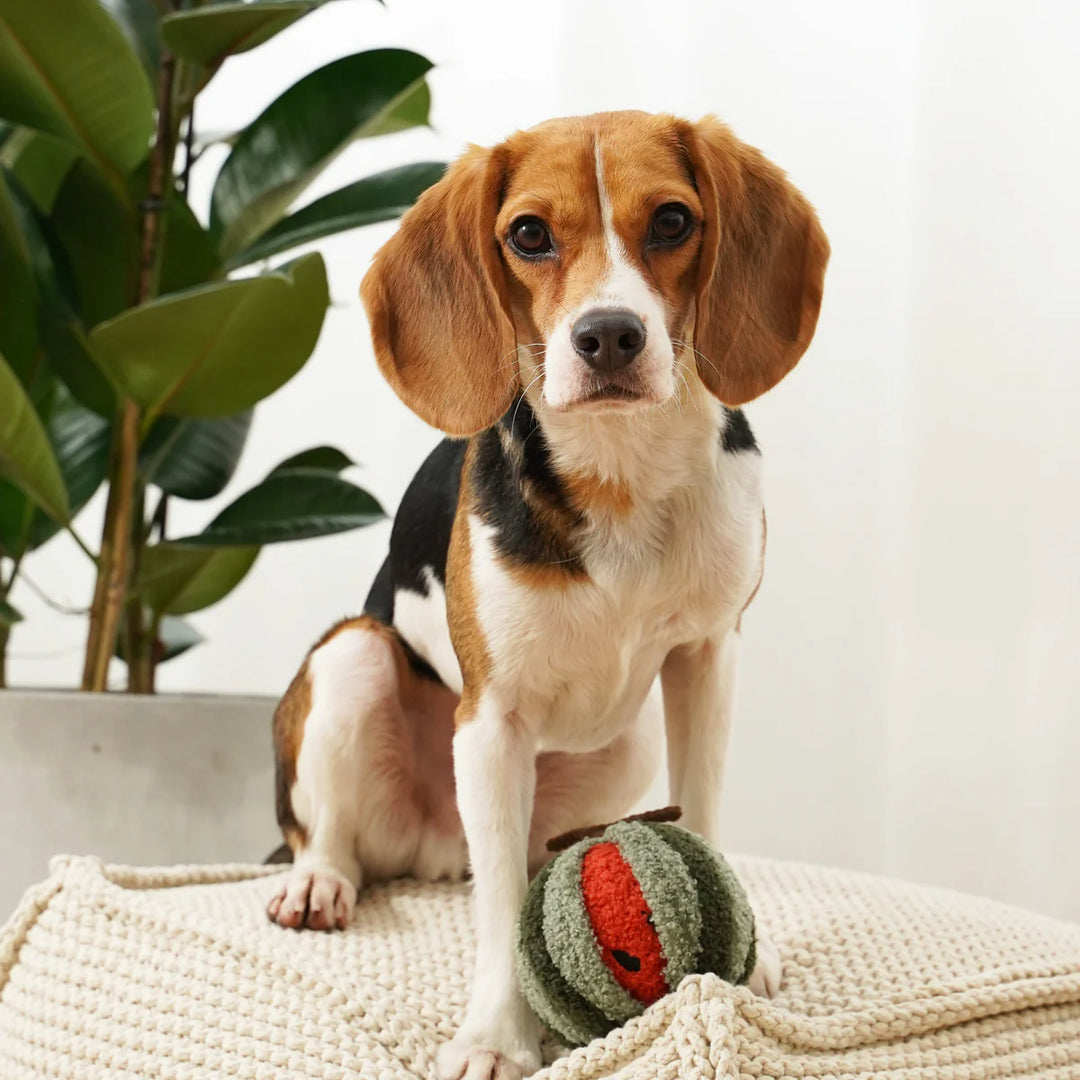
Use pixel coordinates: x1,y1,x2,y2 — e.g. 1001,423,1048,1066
15,570,88,616
82,401,141,690
124,486,156,694
147,610,163,694
81,53,178,692
65,524,99,565
0,554,21,690
141,492,170,691
181,102,195,194
152,491,169,542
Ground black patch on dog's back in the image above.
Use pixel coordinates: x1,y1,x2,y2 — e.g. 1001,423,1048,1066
362,439,466,683
390,437,466,593
363,556,395,624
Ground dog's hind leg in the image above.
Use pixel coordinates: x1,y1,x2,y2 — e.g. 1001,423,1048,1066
267,616,463,930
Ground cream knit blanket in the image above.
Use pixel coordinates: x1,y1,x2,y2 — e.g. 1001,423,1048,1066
2,855,1079,1078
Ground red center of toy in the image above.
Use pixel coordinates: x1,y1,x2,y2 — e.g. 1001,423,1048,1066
580,841,668,1005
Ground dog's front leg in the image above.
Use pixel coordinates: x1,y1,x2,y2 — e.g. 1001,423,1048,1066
439,694,541,1080
661,630,741,844
661,630,783,997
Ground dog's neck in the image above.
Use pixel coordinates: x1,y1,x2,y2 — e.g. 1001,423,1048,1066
520,374,726,505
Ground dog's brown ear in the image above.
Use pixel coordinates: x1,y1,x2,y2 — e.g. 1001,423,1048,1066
360,146,517,435
681,118,830,405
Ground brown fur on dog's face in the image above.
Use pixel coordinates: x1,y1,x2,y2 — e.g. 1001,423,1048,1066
494,113,704,361
361,111,829,435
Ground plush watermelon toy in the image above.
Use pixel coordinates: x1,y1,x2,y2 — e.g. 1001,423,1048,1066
515,808,756,1048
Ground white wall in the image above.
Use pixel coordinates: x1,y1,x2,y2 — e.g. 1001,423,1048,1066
887,0,1080,920
6,1,1079,919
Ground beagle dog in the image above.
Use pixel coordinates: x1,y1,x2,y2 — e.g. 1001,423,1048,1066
267,111,829,1080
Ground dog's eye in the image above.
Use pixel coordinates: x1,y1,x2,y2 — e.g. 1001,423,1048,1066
650,203,692,245
509,217,554,257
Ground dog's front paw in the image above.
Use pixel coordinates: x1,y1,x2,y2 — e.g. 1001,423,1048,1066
748,927,783,997
437,1034,540,1080
266,865,357,931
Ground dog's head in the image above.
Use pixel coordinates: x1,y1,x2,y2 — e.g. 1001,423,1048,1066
361,111,829,436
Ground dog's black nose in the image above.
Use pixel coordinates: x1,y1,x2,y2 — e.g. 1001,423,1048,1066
571,309,646,372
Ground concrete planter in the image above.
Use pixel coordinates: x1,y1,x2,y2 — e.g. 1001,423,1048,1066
0,690,280,921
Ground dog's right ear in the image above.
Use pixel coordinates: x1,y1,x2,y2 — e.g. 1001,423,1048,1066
360,146,518,436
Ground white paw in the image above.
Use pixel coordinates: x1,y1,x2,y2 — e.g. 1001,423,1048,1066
266,865,357,931
437,1035,540,1080
748,927,783,998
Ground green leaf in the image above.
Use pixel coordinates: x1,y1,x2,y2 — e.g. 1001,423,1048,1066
229,160,446,268
141,410,253,500
48,162,218,328
0,0,154,184
162,1,327,66
26,384,109,548
271,445,353,475
114,613,204,665
1,166,76,303
158,194,220,296
0,382,109,556
49,156,137,325
0,169,38,375
0,349,69,523
0,597,22,626
0,374,53,555
89,253,328,418
192,128,241,155
41,305,117,416
0,126,80,212
0,480,33,557
174,468,384,546
99,0,162,77
210,49,434,259
139,542,259,615
1,167,119,413
156,614,205,663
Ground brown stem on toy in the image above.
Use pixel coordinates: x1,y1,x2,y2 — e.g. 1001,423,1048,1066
546,805,683,853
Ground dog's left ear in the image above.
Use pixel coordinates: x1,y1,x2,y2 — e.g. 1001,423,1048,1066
681,118,830,405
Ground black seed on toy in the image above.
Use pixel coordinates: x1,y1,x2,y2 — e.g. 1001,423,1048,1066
612,950,641,972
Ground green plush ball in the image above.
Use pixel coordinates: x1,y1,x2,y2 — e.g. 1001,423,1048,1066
515,818,756,1048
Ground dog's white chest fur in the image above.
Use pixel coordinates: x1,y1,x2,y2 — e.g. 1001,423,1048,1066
471,412,763,753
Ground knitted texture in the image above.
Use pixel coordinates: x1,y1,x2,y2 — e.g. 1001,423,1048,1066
1,854,1079,1079
519,821,755,1046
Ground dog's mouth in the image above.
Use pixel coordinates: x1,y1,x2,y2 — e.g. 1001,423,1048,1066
555,377,659,413
584,384,643,404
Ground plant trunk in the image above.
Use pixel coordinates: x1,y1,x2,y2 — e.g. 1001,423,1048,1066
0,623,8,689
81,54,177,692
124,487,154,694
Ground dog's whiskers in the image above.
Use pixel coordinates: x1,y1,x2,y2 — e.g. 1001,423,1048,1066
497,343,546,375
672,338,724,386
511,368,546,432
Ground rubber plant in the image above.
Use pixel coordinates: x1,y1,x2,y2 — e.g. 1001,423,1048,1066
0,0,445,691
